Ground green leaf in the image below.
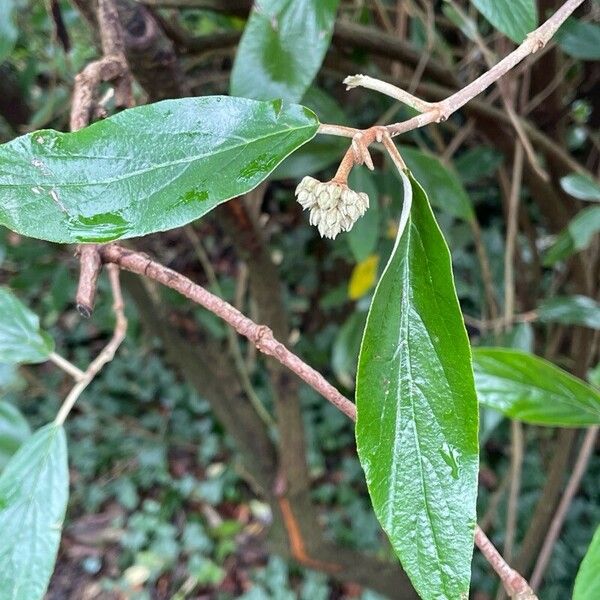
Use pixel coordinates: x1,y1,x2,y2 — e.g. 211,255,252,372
0,402,31,470
347,169,380,262
470,0,537,43
454,146,503,184
574,525,600,600
538,296,600,329
473,348,600,426
400,146,474,221
0,286,54,364
556,18,600,61
544,206,600,265
0,423,68,600
0,0,17,62
230,0,340,103
356,172,478,600
560,173,600,201
271,87,346,180
0,97,319,243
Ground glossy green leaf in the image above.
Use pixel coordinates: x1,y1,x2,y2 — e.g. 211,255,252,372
538,296,600,330
544,206,600,265
471,0,537,43
473,348,600,426
272,87,346,180
560,173,600,201
347,169,380,262
556,18,600,61
0,423,68,600
0,402,31,470
0,286,54,364
400,146,474,221
331,310,367,389
356,172,478,600
574,525,600,600
230,0,340,103
0,97,319,243
0,0,17,62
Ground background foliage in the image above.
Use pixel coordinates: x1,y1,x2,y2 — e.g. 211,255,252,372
1,0,599,599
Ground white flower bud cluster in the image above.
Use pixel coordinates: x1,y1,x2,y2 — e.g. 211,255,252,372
295,176,369,239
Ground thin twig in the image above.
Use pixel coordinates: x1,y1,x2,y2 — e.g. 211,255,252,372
387,0,585,136
496,420,525,600
504,143,525,328
48,352,85,381
75,244,102,318
470,217,500,326
69,0,132,131
445,0,548,181
55,264,127,426
319,0,586,148
530,426,599,590
344,74,436,113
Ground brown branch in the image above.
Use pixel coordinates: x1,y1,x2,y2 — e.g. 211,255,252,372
97,243,537,596
70,0,132,132
98,0,132,108
98,244,357,421
475,526,537,600
75,244,102,318
70,55,129,131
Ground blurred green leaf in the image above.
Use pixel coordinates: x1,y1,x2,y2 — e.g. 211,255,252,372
356,172,478,600
544,207,600,265
347,169,380,262
0,286,54,364
230,0,340,102
0,423,68,600
400,146,475,221
474,348,600,426
574,525,600,599
332,310,367,389
560,173,600,201
470,0,537,43
454,146,504,184
480,322,534,353
0,402,31,470
556,18,600,60
0,97,318,243
0,0,17,62
538,296,600,329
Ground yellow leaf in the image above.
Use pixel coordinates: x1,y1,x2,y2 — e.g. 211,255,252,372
348,255,379,300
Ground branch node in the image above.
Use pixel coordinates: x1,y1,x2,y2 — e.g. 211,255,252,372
252,324,274,352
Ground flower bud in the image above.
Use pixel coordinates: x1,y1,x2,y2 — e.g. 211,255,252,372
294,176,371,239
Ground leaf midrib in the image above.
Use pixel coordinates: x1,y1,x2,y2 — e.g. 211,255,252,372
0,121,317,190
